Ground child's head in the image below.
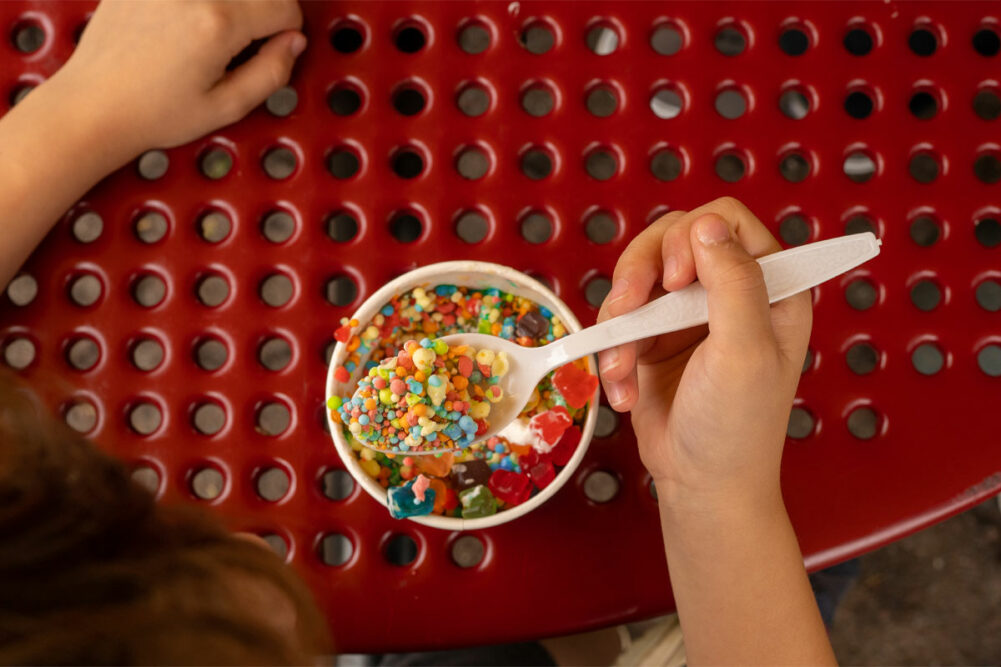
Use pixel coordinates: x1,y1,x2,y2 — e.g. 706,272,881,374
0,373,331,664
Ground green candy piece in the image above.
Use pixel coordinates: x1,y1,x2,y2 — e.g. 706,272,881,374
459,484,498,518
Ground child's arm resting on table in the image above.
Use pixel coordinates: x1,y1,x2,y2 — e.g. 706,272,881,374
0,0,305,289
597,197,836,665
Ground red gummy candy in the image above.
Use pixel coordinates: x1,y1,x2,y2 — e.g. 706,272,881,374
333,366,350,383
553,363,599,409
488,469,533,506
529,406,572,446
444,488,459,511
458,356,474,377
334,325,353,343
475,418,489,436
518,447,539,470
527,460,556,489
545,425,581,467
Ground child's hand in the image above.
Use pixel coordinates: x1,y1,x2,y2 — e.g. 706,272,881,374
597,198,812,507
53,0,305,156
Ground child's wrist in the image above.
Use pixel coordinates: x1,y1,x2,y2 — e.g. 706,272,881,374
653,474,786,525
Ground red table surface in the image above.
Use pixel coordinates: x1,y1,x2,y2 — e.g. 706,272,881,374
3,0,1001,653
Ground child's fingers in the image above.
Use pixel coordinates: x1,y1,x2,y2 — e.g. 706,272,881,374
230,0,304,42
659,218,698,292
211,29,306,124
689,213,776,349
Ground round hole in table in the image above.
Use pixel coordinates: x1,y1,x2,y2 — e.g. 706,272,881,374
451,535,486,568
977,344,1001,377
326,276,358,307
910,279,942,311
392,85,426,116
650,22,684,56
787,407,815,439
973,27,1000,57
394,23,426,54
193,402,226,436
909,25,938,56
715,87,747,119
910,214,941,246
455,210,490,244
327,210,360,243
320,534,354,566
256,467,291,502
68,273,102,307
585,83,618,117
328,82,363,116
650,87,684,119
520,21,555,55
844,212,877,237
134,210,168,244
66,336,100,371
12,20,45,53
779,86,811,120
131,338,165,372
257,401,291,437
844,89,875,119
9,83,33,106
585,211,619,245
584,276,612,308
330,22,364,54
72,212,103,244
263,146,297,180
583,470,620,503
909,89,939,120
261,210,295,244
456,82,490,117
974,152,1001,184
65,399,98,434
3,337,35,370
328,147,361,179
586,22,619,56
779,25,811,56
714,24,746,56
585,147,618,181
846,406,880,440
520,211,553,244
843,150,877,183
521,82,555,117
391,146,425,180
194,337,228,372
715,151,747,183
266,86,297,117
198,210,232,244
845,278,878,310
846,342,879,375
912,342,945,375
456,145,491,180
910,151,941,184
131,465,161,495
650,147,683,181
389,212,423,243
974,88,1001,120
137,150,169,180
843,26,874,55
520,147,552,180
199,146,233,180
779,152,811,183
260,273,294,307
975,279,1001,312
975,217,1001,248
196,274,230,308
779,213,811,246
261,534,290,561
5,272,36,306
458,20,491,54
129,401,162,436
259,336,293,371
321,469,355,501
191,467,225,501
594,404,619,438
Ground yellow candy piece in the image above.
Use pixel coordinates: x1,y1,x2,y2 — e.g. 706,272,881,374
412,347,436,371
491,351,509,377
475,349,495,367
360,459,381,478
469,400,490,419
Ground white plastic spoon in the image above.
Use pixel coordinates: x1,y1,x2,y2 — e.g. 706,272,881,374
371,232,881,454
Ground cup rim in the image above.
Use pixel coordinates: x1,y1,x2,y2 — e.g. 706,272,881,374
324,260,599,530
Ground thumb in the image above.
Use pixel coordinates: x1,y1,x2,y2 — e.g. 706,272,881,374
212,30,306,121
690,213,774,347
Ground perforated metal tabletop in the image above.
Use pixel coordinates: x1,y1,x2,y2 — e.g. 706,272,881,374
3,0,1001,652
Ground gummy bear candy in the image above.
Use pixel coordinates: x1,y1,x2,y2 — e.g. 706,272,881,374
527,460,556,489
450,459,492,491
552,362,599,410
415,451,454,478
545,424,581,467
387,477,436,519
488,469,533,506
529,406,572,451
459,484,498,518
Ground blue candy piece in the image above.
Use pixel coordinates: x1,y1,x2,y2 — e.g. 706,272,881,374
428,374,443,387
358,414,369,425
539,306,553,318
381,304,395,316
420,337,433,348
434,284,457,295
425,431,438,442
459,415,477,433
387,479,436,519
444,423,462,440
345,361,357,372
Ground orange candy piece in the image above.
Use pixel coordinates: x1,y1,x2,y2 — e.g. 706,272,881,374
415,451,455,478
428,478,448,514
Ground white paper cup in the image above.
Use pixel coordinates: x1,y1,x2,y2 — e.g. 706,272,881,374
325,261,598,530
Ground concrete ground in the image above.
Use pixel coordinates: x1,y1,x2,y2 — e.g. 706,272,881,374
829,497,1001,664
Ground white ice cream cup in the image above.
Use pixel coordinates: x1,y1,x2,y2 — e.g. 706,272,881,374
325,261,598,530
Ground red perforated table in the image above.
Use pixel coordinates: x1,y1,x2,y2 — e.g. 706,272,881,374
3,0,1001,653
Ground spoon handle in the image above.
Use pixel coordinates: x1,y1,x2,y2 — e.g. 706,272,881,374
539,232,882,372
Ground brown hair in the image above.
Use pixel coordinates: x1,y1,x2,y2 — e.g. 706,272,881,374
0,374,331,665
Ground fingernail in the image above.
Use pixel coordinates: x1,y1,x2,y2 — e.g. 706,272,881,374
603,278,630,307
696,215,730,246
599,348,620,374
289,33,307,57
664,255,678,282
605,382,628,407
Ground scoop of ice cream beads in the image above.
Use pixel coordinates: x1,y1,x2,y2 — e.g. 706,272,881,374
387,475,436,519
334,337,510,453
459,484,498,518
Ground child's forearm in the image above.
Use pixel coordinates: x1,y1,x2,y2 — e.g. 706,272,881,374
656,478,836,666
0,71,132,289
